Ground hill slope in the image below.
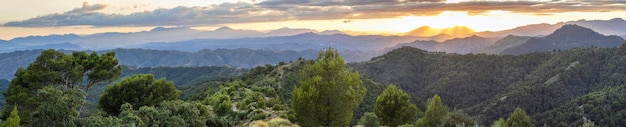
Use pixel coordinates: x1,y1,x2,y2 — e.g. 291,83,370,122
489,25,626,55
350,45,626,126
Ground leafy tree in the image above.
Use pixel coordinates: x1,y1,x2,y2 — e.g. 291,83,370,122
416,94,448,127
375,85,419,127
491,118,506,127
206,93,232,116
439,110,475,127
0,106,20,127
291,48,367,127
30,86,85,127
359,112,379,127
506,108,533,127
98,74,180,116
3,49,121,121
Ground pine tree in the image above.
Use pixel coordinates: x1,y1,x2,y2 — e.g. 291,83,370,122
416,94,448,127
375,85,419,127
506,107,533,127
291,48,367,127
0,106,20,127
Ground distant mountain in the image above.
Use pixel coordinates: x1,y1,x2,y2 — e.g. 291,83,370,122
137,32,418,52
389,35,495,54
475,23,563,37
3,27,348,50
477,35,532,54
121,65,245,87
500,24,626,55
570,18,626,36
10,34,81,46
476,18,626,38
405,26,475,38
0,48,379,79
265,27,317,36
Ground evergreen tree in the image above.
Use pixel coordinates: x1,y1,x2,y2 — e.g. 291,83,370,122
359,112,379,127
3,49,121,121
98,74,180,116
30,86,85,127
0,106,20,127
491,118,506,127
375,85,419,127
416,94,448,127
291,48,367,127
506,108,533,127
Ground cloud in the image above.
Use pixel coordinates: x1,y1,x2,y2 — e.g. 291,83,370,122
70,2,108,13
4,0,626,27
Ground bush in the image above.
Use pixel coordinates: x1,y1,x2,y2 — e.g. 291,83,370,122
268,118,292,127
250,121,270,127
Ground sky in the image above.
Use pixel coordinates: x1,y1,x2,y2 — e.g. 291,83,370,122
1,0,626,40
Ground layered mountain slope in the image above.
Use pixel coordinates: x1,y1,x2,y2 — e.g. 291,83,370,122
389,35,495,54
477,35,532,54
492,25,626,55
350,45,626,126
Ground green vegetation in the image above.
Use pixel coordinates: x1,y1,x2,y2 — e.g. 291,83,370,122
359,112,379,127
0,106,20,127
375,85,419,127
3,44,626,126
291,48,367,127
3,49,121,123
416,94,448,127
506,108,534,127
98,74,180,116
351,46,626,126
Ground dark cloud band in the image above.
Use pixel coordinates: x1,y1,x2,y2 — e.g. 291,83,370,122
4,0,626,27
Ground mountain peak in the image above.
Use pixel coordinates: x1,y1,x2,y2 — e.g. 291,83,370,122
216,26,235,31
548,24,603,39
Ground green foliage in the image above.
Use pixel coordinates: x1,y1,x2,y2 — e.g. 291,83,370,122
439,110,475,127
98,74,180,116
506,108,533,127
375,85,419,127
3,49,121,122
535,84,626,126
30,86,85,127
359,112,380,127
490,118,505,127
112,101,210,127
416,94,448,127
78,111,124,127
291,48,367,127
0,106,20,127
121,65,242,87
206,93,232,116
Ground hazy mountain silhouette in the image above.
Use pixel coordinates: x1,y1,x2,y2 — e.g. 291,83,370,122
477,35,532,54
389,35,494,54
500,24,626,54
476,18,626,38
2,27,346,51
137,32,418,52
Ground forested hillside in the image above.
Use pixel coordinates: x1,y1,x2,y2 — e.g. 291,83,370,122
350,45,626,126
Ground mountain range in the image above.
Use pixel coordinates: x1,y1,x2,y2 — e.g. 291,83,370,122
480,24,626,54
349,45,626,126
2,18,626,54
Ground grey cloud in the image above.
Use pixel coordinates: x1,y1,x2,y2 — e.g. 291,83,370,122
4,0,626,27
70,2,108,13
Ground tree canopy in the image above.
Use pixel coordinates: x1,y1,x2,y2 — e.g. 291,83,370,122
291,48,367,127
416,94,448,127
98,74,180,116
3,49,121,122
375,85,419,127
